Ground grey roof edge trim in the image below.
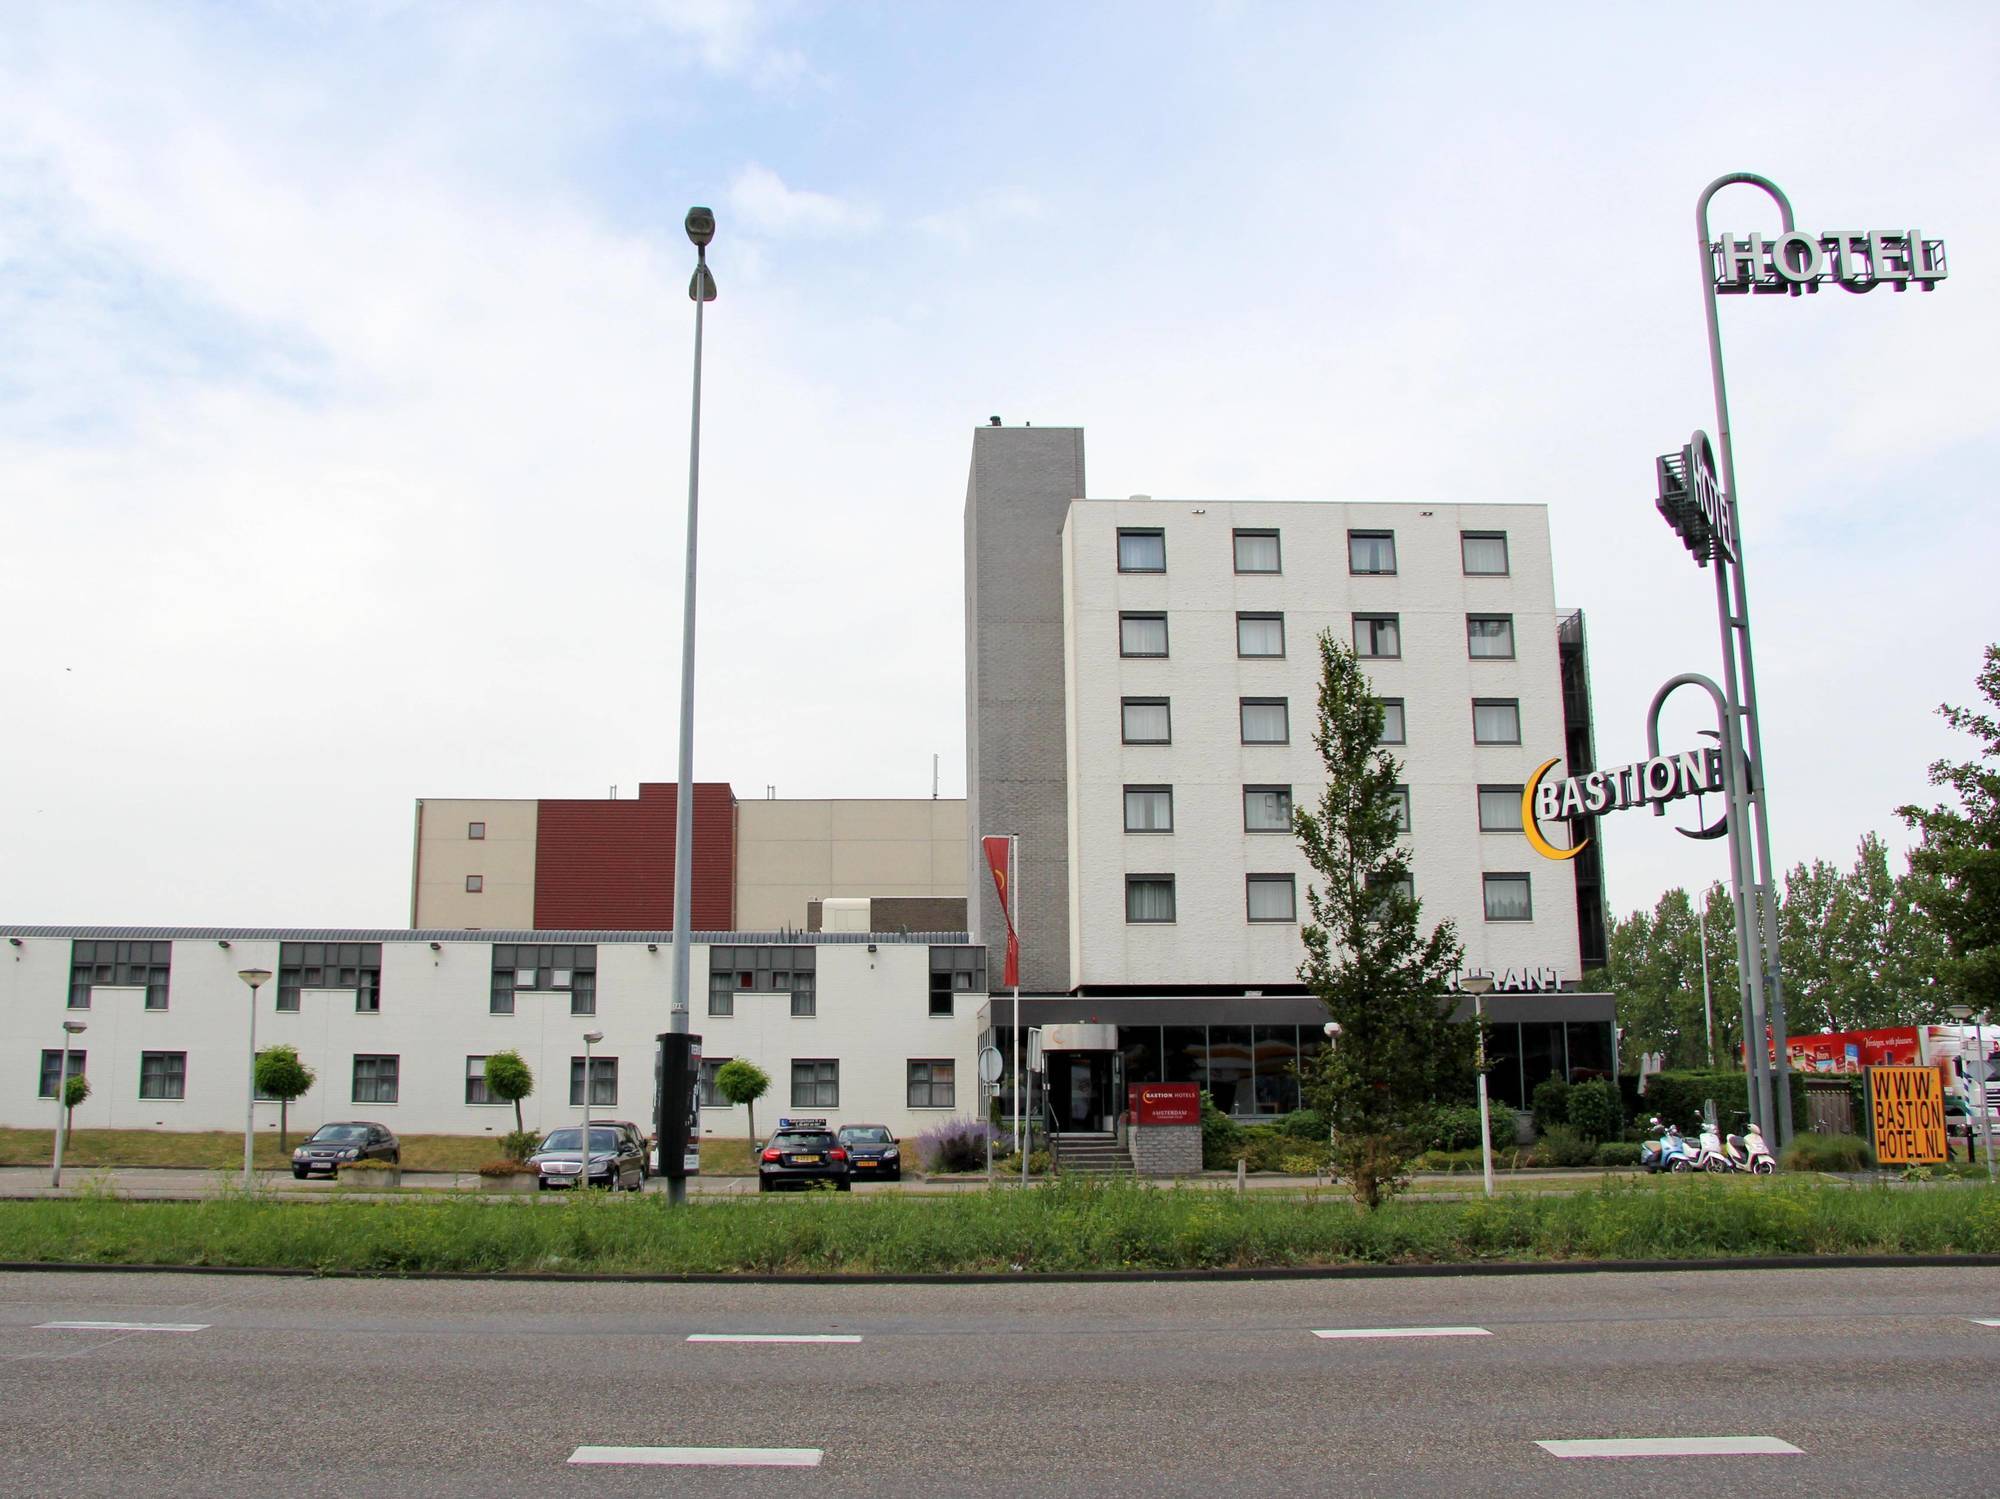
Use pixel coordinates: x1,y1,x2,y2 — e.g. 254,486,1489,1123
0,926,973,945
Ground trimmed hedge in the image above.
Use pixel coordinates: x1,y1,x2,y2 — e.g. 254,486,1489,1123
1639,1070,1809,1133
1781,1132,1876,1173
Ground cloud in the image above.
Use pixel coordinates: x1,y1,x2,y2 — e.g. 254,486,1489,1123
727,163,879,237
915,188,1046,249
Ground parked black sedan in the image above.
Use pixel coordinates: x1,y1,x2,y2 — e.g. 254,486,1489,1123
528,1125,646,1191
835,1123,902,1182
757,1119,852,1192
292,1122,400,1178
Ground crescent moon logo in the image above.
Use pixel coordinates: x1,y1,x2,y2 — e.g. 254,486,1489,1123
1522,758,1589,862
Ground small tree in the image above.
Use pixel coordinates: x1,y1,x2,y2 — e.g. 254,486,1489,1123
1294,629,1472,1209
714,1059,771,1148
253,1045,316,1152
62,1073,90,1136
484,1050,535,1134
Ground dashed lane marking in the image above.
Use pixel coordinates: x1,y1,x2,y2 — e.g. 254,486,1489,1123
1313,1326,1491,1340
569,1447,823,1467
1537,1437,1803,1459
35,1322,209,1333
686,1334,863,1344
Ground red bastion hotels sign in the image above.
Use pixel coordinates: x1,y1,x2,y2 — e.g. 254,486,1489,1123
1130,1084,1201,1126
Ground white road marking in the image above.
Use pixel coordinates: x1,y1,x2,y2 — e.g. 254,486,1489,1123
1973,1319,2000,1327
686,1333,862,1344
35,1321,209,1333
1537,1437,1803,1459
569,1446,822,1467
1313,1326,1491,1340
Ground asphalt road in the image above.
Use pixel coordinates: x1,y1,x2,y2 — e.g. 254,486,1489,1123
1,1265,1996,1497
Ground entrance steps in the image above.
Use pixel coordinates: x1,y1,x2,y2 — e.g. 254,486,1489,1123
1051,1133,1134,1177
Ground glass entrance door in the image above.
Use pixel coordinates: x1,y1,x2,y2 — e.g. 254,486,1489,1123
1048,1052,1114,1133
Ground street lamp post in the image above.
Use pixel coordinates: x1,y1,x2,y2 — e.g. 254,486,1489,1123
1460,975,1497,1199
581,1029,603,1188
237,967,272,1193
50,1019,86,1188
1695,898,1715,1069
1948,1005,1996,1182
667,206,716,1210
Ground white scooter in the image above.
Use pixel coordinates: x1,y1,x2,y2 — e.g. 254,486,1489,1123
1693,1123,1732,1173
1723,1121,1777,1174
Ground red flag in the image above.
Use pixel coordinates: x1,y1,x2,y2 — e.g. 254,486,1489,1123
982,834,1019,988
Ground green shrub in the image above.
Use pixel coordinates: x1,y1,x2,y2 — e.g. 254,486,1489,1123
1567,1080,1623,1143
1529,1078,1571,1134
1199,1091,1243,1169
500,1130,540,1163
1488,1099,1522,1147
477,1160,534,1178
1429,1104,1486,1151
1277,1109,1329,1141
1532,1124,1597,1167
1781,1132,1876,1173
342,1158,397,1173
1643,1070,1809,1133
1595,1142,1642,1168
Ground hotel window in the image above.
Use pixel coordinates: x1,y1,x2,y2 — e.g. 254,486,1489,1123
1124,785,1174,833
38,1049,85,1099
1117,527,1166,573
352,1054,400,1104
1243,784,1293,833
1367,872,1415,915
792,1059,840,1108
1353,614,1401,658
929,946,987,1017
138,1051,186,1100
1348,530,1397,575
1246,874,1297,923
1473,698,1522,745
1126,875,1177,924
69,940,171,1011
907,1060,957,1109
698,1058,730,1108
1484,873,1534,921
1467,614,1515,659
465,1056,498,1105
467,821,486,840
568,1056,618,1107
1391,785,1411,834
1377,698,1406,745
1121,697,1171,744
1240,698,1289,744
279,942,382,1014
1233,528,1281,574
1236,612,1285,657
465,875,483,893
708,946,817,1018
1462,531,1510,575
490,944,597,1016
1119,612,1169,657
1479,785,1526,832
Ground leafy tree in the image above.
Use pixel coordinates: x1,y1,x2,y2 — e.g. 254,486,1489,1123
252,1045,316,1152
1899,644,2000,1013
714,1059,771,1147
484,1050,534,1134
62,1073,90,1135
1293,630,1471,1209
1596,884,1737,1072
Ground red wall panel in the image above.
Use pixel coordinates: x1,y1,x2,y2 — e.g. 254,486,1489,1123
533,782,736,930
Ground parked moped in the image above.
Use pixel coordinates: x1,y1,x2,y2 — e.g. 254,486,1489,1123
1723,1120,1778,1174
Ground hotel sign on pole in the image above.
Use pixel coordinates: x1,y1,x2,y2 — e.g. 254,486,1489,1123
1521,747,1723,861
1712,230,1946,295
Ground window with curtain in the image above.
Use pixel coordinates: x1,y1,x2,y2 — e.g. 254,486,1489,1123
1472,698,1521,744
1483,873,1533,921
138,1051,186,1100
280,941,383,1014
1467,615,1515,658
791,1059,839,1108
907,1060,956,1109
1240,698,1289,744
1117,528,1165,572
1246,874,1296,922
568,1056,618,1106
352,1054,399,1104
1233,529,1281,573
1377,698,1406,744
1236,613,1284,657
698,1059,730,1108
39,1050,85,1099
69,940,171,1011
1243,785,1292,832
1124,785,1173,832
1125,876,1176,923
1391,785,1411,833
1119,613,1169,657
1478,785,1525,831
1462,531,1510,575
1348,530,1397,575
1353,614,1400,658
465,1056,496,1105
1121,698,1171,744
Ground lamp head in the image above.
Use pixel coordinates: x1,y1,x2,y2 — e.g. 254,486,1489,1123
63,1020,87,1035
236,967,273,990
1949,1005,1974,1021
583,1030,604,1045
1460,973,1496,997
685,206,715,248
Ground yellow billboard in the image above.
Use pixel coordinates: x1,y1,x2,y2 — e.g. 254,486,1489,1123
1867,1065,1947,1165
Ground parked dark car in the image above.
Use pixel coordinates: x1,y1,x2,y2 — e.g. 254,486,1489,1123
758,1119,851,1193
586,1119,651,1178
292,1122,400,1178
529,1125,645,1191
835,1124,902,1182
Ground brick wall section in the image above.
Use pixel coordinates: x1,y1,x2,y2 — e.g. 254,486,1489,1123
533,782,736,930
1129,1124,1201,1177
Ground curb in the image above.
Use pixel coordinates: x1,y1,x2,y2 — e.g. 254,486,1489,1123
1,1253,1997,1286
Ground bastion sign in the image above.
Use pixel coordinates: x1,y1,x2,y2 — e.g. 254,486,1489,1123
1712,230,1946,294
1522,746,1723,861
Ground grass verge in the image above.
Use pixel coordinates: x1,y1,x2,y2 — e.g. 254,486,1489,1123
1,1178,1995,1276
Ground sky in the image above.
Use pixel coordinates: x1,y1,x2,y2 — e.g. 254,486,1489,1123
1,2,1995,929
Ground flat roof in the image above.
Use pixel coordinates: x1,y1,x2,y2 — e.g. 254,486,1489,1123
2,926,969,945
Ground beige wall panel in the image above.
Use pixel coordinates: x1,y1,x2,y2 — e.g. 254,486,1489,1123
414,799,537,929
